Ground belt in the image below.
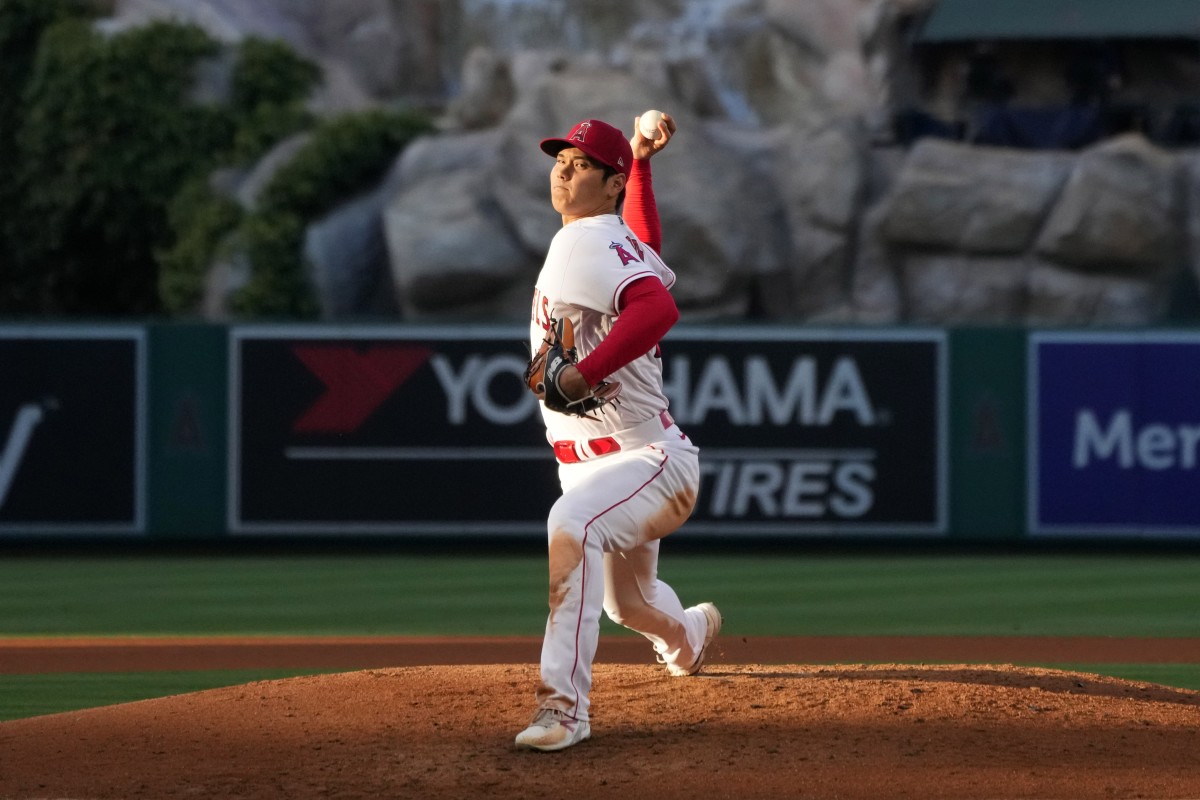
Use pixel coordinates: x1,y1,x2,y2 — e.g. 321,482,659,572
553,411,679,464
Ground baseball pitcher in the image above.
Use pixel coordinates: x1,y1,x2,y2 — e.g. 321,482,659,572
515,113,721,752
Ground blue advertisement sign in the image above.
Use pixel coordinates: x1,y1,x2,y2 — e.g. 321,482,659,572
1029,332,1200,537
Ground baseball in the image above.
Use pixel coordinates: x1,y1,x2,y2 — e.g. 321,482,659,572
638,109,665,140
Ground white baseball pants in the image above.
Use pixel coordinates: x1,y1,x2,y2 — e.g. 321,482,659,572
533,432,705,722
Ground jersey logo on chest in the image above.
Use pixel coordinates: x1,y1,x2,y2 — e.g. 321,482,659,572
609,236,645,266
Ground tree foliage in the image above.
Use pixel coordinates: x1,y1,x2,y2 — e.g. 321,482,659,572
227,36,320,162
0,4,425,318
10,20,226,314
232,110,434,317
0,0,107,311
157,178,243,314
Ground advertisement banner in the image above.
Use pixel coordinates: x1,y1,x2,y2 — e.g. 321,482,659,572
1029,332,1200,537
0,328,145,534
230,327,946,536
668,329,946,534
230,326,552,534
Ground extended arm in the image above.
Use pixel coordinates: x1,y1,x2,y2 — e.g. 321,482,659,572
623,111,675,254
623,159,661,254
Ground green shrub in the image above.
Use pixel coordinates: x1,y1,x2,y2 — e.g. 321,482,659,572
228,37,320,162
230,102,315,164
157,179,243,314
229,109,434,317
232,211,316,318
155,36,323,316
258,110,432,218
0,0,104,167
230,37,320,118
8,18,227,314
0,5,432,319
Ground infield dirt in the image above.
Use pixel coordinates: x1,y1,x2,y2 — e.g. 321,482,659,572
2,637,1200,799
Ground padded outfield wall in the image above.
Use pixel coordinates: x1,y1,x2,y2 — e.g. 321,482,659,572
0,323,1194,542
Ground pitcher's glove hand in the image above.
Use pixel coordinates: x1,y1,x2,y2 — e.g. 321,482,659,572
524,316,621,419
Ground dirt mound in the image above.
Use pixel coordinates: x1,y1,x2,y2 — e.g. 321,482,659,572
2,663,1199,799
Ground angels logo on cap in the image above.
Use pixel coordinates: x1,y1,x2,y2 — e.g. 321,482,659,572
540,118,632,177
570,122,593,143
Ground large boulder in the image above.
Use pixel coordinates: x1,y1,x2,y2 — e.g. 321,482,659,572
304,188,397,319
1181,149,1200,295
1025,261,1173,325
879,139,1074,253
870,134,1188,325
401,62,783,320
232,133,311,211
444,47,515,130
106,0,443,112
96,0,1200,325
1035,134,1182,273
767,120,872,317
903,254,1030,324
381,131,534,319
850,202,903,323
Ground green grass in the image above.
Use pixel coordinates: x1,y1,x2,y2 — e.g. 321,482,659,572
1,552,1198,721
0,554,549,636
0,670,328,722
679,553,1200,637
1,553,1196,637
1045,664,1200,692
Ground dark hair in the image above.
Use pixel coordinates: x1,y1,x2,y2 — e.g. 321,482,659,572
596,159,627,210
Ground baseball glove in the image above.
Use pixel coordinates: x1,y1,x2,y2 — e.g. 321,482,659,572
524,316,621,419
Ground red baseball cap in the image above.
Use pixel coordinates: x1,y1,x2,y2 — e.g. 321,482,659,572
540,119,632,178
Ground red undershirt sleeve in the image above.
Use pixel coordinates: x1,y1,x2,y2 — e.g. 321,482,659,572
623,159,661,254
576,276,678,387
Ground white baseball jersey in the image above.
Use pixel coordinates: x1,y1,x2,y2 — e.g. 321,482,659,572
524,211,710,725
528,213,676,444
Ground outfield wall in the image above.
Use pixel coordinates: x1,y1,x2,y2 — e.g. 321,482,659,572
0,322,1195,542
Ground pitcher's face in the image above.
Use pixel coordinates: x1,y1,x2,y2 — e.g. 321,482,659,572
549,147,624,223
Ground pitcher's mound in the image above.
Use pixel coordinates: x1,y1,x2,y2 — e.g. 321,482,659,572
2,663,1199,799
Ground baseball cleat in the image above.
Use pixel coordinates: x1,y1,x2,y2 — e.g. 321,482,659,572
514,707,591,752
664,602,722,677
